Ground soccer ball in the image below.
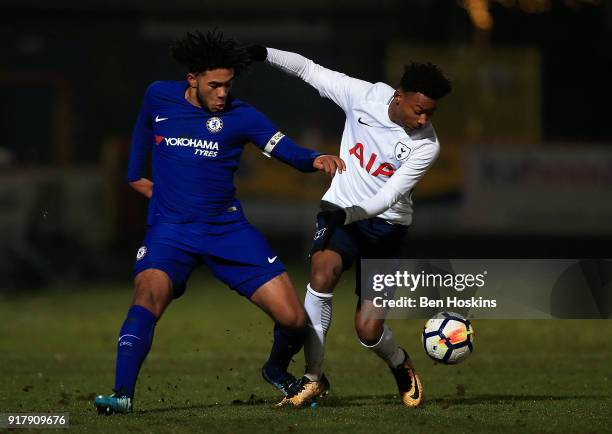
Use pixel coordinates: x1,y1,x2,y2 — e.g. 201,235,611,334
422,311,474,364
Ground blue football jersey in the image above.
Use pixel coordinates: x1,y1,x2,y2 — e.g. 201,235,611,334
127,81,320,224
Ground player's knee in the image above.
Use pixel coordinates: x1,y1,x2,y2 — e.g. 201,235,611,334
310,266,341,293
355,318,383,346
133,270,173,318
290,307,307,330
276,307,307,330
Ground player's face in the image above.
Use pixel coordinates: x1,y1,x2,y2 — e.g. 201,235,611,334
187,68,234,112
389,90,437,132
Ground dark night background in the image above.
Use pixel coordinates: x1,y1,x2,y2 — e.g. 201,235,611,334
0,0,610,289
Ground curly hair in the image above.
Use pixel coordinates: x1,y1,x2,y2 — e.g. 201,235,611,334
170,29,250,76
400,62,452,100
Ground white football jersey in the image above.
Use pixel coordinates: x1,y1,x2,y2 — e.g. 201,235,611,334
266,49,440,226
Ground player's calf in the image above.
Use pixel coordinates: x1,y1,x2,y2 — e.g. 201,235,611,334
303,284,333,380
250,273,309,402
95,304,158,416
261,324,307,383
359,323,423,407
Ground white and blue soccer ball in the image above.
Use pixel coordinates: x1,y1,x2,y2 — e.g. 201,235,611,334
422,311,474,364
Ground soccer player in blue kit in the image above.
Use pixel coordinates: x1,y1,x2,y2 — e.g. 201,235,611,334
94,30,345,414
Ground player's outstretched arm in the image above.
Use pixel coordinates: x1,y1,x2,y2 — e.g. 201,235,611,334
263,134,344,174
245,106,345,174
247,45,371,113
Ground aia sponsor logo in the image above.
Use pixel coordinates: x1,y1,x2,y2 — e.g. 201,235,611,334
349,143,395,177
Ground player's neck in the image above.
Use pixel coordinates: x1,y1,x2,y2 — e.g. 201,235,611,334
387,105,407,133
185,88,202,108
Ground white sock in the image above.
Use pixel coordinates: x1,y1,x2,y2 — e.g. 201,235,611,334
360,324,406,368
303,284,333,381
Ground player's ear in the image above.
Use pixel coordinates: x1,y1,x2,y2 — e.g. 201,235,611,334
393,89,402,104
186,72,198,88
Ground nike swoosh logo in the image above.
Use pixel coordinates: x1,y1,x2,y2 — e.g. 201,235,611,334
267,256,278,263
155,115,168,122
358,117,373,127
409,375,420,400
408,372,421,400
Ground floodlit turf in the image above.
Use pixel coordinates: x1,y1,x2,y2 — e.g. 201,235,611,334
1,268,611,433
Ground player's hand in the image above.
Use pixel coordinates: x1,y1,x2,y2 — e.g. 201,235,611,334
313,155,346,177
129,178,154,199
318,208,347,249
245,45,267,62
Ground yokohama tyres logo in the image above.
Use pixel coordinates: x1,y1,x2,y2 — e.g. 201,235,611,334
154,136,219,157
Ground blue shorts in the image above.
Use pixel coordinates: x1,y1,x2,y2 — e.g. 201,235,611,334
310,201,408,298
133,207,285,299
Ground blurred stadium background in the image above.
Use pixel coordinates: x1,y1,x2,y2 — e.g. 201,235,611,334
0,0,610,292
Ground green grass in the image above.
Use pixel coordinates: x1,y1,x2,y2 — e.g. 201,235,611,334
1,267,611,433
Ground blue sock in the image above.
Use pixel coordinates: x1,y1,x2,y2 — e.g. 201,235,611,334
264,324,307,382
113,305,157,398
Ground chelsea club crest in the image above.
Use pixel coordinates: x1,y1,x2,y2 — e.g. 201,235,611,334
136,246,147,261
206,117,223,133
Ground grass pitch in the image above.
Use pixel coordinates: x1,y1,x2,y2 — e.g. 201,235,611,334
1,267,611,433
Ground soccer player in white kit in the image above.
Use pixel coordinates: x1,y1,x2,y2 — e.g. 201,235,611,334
247,46,451,407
